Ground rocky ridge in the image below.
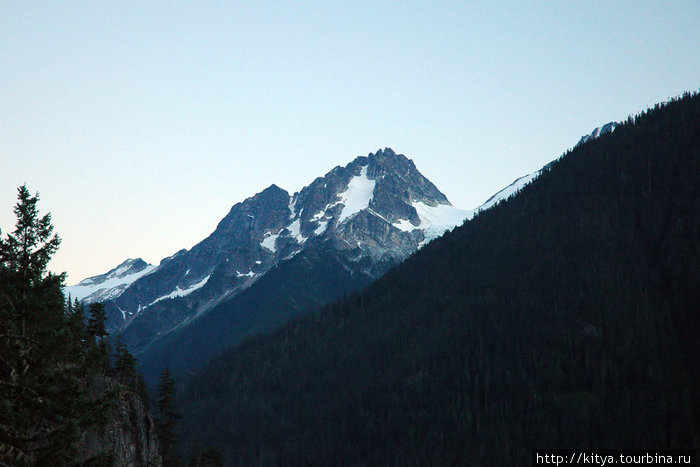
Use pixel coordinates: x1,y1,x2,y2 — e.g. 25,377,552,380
68,132,613,361
68,148,469,337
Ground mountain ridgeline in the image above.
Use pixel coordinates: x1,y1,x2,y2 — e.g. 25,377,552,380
68,149,484,382
174,94,700,464
70,148,465,331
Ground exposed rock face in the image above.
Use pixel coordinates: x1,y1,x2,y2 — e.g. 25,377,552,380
72,149,469,343
69,123,620,343
77,388,161,466
63,129,619,384
576,121,618,147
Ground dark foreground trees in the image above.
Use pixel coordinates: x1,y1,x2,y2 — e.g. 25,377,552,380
0,186,91,463
157,368,183,466
0,186,196,465
0,187,113,464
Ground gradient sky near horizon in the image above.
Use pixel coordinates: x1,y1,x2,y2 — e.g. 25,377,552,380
1,1,699,282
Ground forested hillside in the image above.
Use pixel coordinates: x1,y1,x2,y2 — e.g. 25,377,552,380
177,93,699,464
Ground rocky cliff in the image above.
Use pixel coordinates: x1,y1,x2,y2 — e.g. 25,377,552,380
77,385,161,466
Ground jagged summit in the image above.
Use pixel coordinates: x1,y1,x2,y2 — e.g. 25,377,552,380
366,147,406,164
69,125,615,340
68,148,472,338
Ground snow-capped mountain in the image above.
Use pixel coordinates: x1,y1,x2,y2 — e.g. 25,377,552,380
65,258,156,304
72,148,471,336
69,128,614,363
477,171,541,213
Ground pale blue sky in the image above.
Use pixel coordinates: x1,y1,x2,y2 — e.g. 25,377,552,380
1,1,698,282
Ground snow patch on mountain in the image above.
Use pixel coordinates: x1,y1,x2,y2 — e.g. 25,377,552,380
288,195,297,217
412,203,471,245
392,218,418,232
286,218,306,244
261,232,279,252
390,201,471,246
576,122,618,147
314,220,329,235
66,261,156,302
236,270,256,278
337,165,376,224
477,171,541,212
149,274,211,306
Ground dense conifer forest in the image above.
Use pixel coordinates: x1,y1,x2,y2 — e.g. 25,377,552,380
175,93,699,464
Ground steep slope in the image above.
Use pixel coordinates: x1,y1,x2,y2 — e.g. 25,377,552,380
76,385,161,466
134,248,373,383
130,145,586,383
176,94,700,464
71,149,471,354
103,184,292,333
119,149,471,381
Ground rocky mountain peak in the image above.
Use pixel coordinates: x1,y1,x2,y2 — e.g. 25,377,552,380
70,149,472,336
367,147,409,167
259,183,289,198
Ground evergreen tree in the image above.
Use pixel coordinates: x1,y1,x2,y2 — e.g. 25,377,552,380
157,368,182,466
68,298,88,349
86,302,110,373
0,186,93,464
114,335,137,389
86,302,107,342
0,186,156,464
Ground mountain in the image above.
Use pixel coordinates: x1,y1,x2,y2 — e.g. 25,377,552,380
477,120,620,212
129,145,573,383
69,124,619,383
67,149,481,376
174,93,700,464
132,247,375,383
65,258,155,305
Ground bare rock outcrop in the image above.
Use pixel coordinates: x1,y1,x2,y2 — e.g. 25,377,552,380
77,386,161,466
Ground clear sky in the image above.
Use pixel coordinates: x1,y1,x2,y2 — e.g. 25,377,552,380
1,1,698,283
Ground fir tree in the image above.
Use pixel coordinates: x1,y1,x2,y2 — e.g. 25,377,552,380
86,302,107,342
114,335,137,389
0,186,93,464
86,302,110,373
157,368,182,466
